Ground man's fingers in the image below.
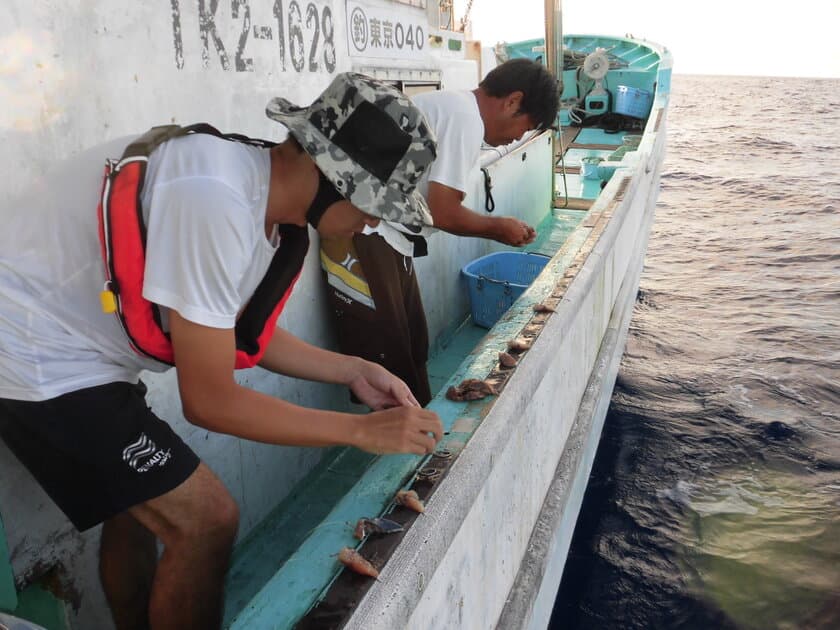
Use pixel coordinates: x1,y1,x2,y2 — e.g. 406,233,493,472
420,433,438,453
522,223,536,245
359,408,443,455
406,411,442,452
380,374,420,408
420,414,443,441
409,443,429,456
409,430,438,455
411,409,442,438
399,388,420,408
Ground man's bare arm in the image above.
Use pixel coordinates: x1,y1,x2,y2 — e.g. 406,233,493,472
168,311,441,455
258,327,420,409
426,181,536,247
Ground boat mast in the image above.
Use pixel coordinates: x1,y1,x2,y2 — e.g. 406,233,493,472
543,0,563,80
544,0,563,203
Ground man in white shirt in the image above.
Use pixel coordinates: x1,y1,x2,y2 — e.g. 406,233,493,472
0,74,442,629
321,59,560,405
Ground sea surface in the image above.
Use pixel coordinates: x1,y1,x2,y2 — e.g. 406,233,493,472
550,75,840,629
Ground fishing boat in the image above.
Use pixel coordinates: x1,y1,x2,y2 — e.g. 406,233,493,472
0,0,671,627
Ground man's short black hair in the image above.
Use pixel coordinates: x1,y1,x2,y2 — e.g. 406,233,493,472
479,58,560,130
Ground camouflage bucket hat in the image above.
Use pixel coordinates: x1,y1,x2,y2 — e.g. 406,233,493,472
266,73,438,228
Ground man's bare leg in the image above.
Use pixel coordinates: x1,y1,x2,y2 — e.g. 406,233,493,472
100,512,158,630
105,463,239,630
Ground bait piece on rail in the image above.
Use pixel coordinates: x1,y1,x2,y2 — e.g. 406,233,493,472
394,489,425,513
354,517,405,540
445,386,485,402
498,351,519,368
445,378,499,402
338,547,380,578
533,302,556,313
507,337,532,352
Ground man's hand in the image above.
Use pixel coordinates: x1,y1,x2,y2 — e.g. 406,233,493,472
347,358,420,410
493,217,537,247
169,314,439,451
350,406,443,455
345,359,443,455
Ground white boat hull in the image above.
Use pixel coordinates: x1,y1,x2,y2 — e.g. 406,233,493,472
345,118,667,630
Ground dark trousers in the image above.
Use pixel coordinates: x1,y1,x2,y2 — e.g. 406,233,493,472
325,233,432,406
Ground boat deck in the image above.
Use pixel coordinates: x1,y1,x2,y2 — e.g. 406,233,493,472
221,125,641,628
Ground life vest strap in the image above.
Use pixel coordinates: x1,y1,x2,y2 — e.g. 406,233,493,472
96,123,309,369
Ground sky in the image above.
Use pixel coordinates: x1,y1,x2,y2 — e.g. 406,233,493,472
455,0,840,78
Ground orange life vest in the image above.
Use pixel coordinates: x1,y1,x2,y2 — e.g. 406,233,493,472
97,124,309,368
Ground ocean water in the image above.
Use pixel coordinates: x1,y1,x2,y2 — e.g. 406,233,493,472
551,75,840,629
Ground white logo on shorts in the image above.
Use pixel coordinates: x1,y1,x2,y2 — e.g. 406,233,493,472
122,433,172,473
339,253,358,271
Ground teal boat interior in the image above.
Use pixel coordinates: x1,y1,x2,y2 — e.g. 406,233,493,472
219,35,669,629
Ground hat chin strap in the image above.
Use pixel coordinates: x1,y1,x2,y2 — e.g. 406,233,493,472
306,170,345,228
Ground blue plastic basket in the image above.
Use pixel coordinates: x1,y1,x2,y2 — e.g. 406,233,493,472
462,252,550,328
614,85,653,119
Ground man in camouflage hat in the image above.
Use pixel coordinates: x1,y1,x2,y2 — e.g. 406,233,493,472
265,72,437,229
0,73,441,629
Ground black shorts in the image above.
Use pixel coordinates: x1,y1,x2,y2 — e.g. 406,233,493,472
0,381,200,531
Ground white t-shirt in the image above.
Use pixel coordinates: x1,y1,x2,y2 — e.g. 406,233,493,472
366,90,485,256
0,134,276,401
